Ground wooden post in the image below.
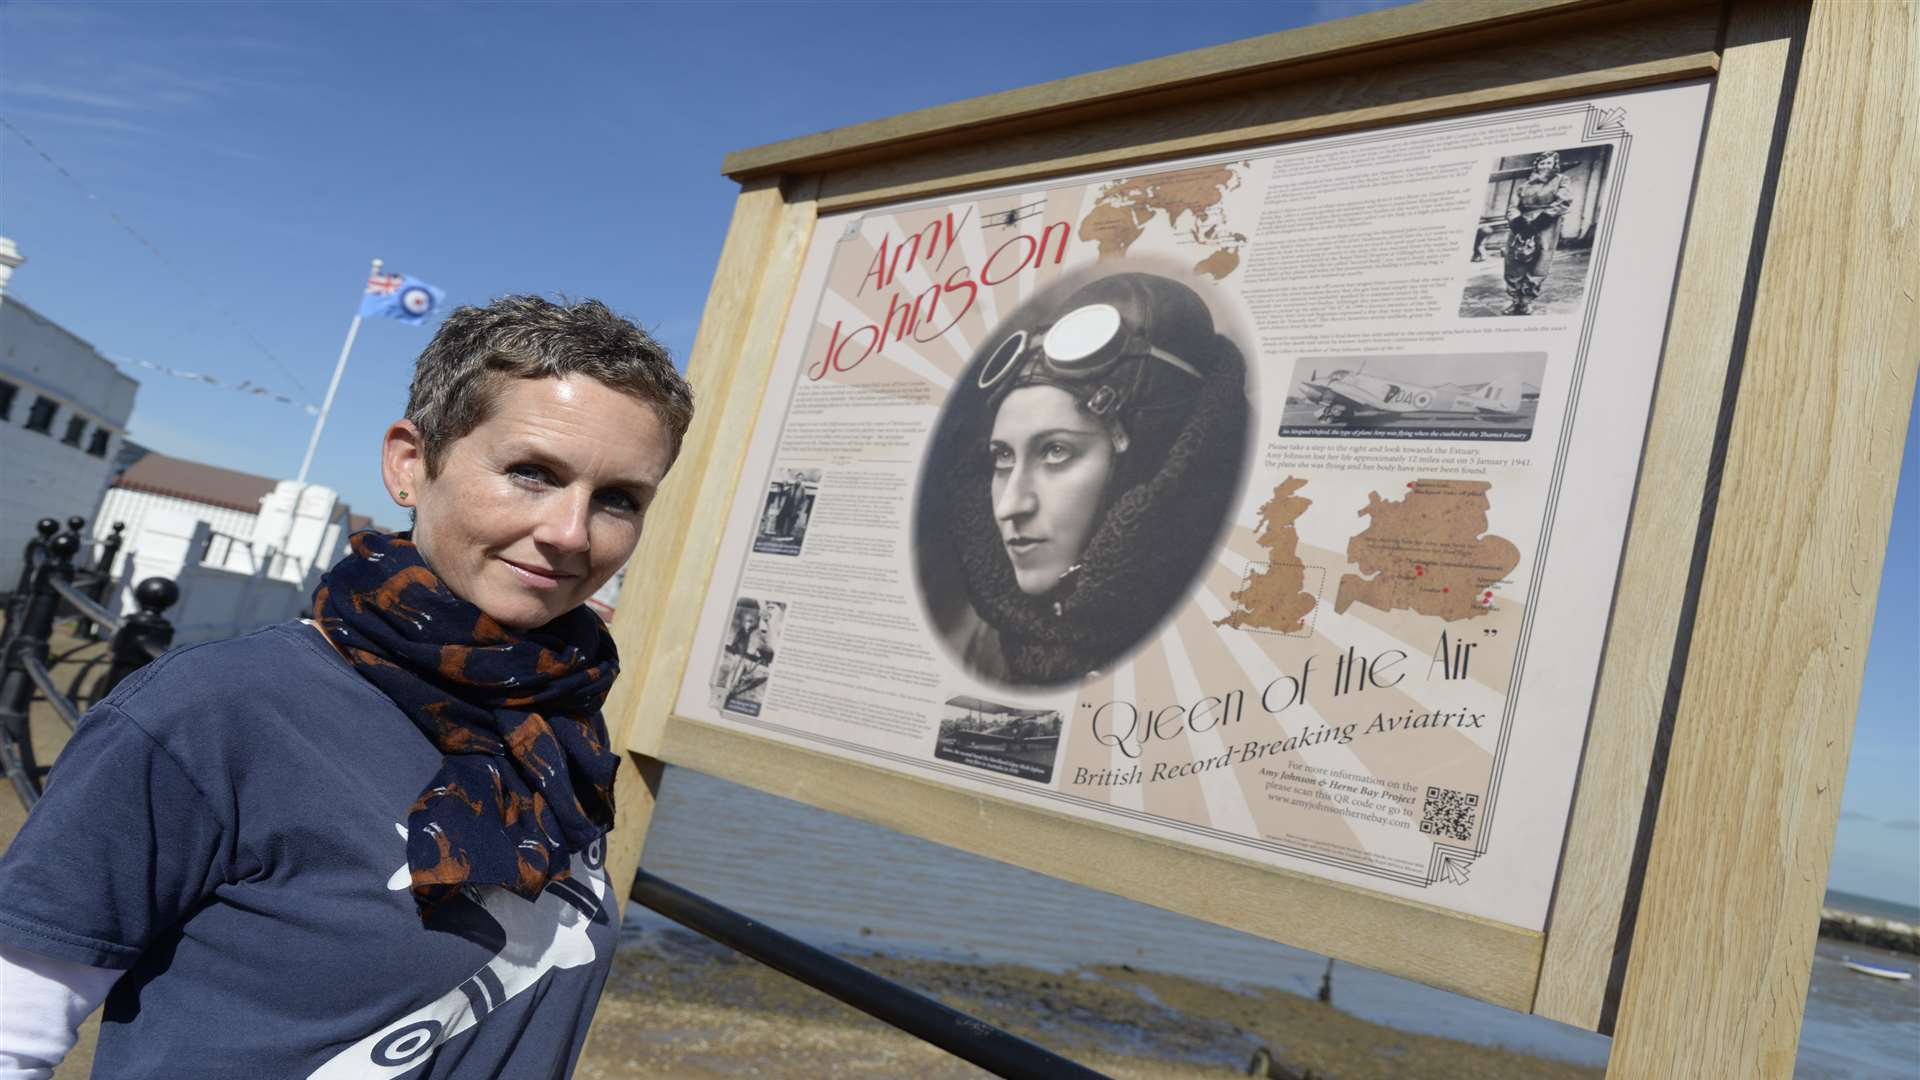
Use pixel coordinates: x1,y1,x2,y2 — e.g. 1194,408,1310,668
597,176,817,906
1534,0,1805,1029
1607,1,1918,1074
582,171,822,1067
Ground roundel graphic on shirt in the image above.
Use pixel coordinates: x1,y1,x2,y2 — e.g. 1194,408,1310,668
583,836,605,871
400,285,435,317
314,824,609,1079
371,1019,443,1067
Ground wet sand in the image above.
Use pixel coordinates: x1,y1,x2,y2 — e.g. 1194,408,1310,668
577,929,1599,1079
41,935,1599,1079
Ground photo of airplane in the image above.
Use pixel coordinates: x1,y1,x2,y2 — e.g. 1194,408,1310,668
1298,367,1529,424
1279,354,1545,442
935,695,1063,782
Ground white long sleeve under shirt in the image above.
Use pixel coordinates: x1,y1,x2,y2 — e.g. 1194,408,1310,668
0,943,118,1080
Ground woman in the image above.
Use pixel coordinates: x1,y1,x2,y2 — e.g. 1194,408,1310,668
917,271,1250,688
0,295,692,1078
1502,151,1575,315
725,598,770,660
710,598,776,713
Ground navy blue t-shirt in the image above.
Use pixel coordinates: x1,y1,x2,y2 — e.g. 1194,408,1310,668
0,622,619,1079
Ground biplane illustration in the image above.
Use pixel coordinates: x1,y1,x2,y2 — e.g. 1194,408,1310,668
987,200,1048,229
1297,366,1529,426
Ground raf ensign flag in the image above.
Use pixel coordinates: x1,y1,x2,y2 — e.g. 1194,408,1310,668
360,271,445,325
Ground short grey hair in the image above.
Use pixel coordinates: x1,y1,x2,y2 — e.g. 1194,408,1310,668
405,295,694,478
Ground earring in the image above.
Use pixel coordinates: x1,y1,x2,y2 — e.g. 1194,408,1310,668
397,490,409,501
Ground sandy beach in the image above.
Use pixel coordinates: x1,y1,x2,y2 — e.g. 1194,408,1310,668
31,927,1602,1079
575,930,1599,1079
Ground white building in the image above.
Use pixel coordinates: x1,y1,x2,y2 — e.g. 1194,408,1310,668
0,237,139,587
96,452,371,643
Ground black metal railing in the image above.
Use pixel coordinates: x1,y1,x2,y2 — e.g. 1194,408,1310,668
4,518,60,631
74,520,126,639
628,869,1109,1079
0,517,177,811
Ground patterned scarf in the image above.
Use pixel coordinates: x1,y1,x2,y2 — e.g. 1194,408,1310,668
313,531,621,917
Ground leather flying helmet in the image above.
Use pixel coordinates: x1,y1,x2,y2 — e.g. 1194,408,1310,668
975,273,1211,427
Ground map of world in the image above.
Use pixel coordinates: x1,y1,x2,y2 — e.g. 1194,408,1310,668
1077,162,1251,281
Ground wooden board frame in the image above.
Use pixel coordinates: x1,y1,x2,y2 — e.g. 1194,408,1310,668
597,0,1917,1069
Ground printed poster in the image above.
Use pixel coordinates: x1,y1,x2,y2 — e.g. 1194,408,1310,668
674,82,1712,930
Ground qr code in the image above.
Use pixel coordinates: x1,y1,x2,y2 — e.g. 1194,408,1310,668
1420,786,1480,842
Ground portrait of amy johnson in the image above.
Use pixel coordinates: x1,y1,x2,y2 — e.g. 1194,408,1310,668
913,269,1253,689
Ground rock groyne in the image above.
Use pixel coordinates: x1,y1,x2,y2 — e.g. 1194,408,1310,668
1820,908,1920,955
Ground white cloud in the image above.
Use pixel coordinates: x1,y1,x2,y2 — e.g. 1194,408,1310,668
3,82,156,112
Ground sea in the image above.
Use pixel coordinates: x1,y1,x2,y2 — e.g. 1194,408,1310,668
624,766,1919,1077
1826,888,1920,925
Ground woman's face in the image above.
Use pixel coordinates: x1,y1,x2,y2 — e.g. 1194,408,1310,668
382,375,674,630
989,384,1119,595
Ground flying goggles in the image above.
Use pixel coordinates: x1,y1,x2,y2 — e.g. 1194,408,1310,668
976,301,1202,419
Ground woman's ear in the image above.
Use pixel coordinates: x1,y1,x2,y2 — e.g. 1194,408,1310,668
380,420,426,507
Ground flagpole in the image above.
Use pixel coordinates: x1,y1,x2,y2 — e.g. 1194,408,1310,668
275,256,379,580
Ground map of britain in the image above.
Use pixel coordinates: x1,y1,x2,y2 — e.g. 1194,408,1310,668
1217,476,1317,634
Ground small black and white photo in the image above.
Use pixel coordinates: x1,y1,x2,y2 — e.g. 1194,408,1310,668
1279,352,1545,441
1460,145,1614,318
751,468,821,556
934,695,1064,783
709,597,786,717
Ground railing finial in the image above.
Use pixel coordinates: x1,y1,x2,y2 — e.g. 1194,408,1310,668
45,532,79,565
134,577,180,615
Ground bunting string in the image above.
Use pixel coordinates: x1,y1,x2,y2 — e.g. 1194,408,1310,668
114,355,319,415
1,115,315,400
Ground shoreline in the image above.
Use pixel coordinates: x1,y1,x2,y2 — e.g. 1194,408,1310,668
577,929,1602,1079
1819,908,1920,956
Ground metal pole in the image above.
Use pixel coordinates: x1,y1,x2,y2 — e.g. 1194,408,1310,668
276,257,378,580
74,521,123,640
93,522,124,595
629,869,1109,1080
6,518,59,632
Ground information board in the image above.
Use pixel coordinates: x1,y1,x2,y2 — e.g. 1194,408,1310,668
672,81,1711,931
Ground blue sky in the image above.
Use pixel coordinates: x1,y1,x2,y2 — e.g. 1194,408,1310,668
1,1,1912,906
